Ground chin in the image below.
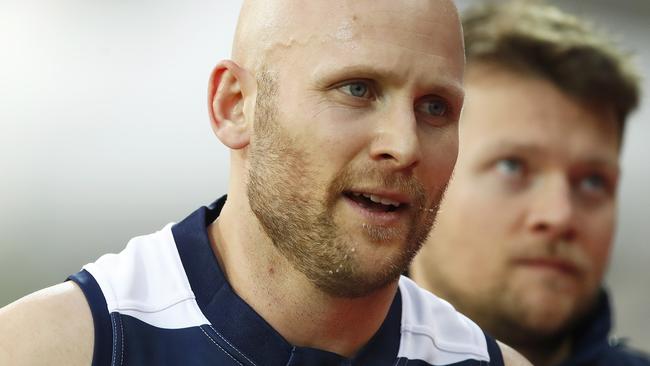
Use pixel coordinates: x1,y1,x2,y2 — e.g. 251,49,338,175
514,291,582,337
522,308,573,335
318,266,400,299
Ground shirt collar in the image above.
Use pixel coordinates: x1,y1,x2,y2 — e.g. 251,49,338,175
557,290,612,366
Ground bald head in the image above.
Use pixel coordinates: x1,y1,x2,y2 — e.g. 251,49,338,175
209,0,466,162
232,0,464,77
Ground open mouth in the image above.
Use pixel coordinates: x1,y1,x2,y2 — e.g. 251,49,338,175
343,191,407,213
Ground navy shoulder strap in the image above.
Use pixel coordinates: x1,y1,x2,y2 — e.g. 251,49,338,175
68,269,113,366
485,333,505,366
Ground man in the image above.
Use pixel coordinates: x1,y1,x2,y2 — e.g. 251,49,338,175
411,2,648,366
0,0,530,365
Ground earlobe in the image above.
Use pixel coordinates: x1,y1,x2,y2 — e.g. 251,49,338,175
208,60,256,149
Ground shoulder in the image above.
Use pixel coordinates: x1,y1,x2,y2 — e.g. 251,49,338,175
0,223,188,366
397,277,531,365
397,276,492,364
605,342,650,365
0,282,93,366
83,223,207,329
497,341,532,366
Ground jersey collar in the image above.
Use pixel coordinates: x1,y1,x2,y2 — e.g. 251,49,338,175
172,196,402,366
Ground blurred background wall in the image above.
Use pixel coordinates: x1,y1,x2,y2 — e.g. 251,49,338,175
1,0,648,351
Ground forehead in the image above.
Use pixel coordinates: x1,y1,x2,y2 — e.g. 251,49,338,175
460,66,620,162
325,1,460,53
262,0,464,83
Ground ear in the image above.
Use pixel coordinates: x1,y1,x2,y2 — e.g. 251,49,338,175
208,60,256,149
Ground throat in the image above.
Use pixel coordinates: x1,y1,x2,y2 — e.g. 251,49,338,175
515,336,573,366
279,282,400,358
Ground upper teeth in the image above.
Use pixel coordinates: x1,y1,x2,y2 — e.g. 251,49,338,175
354,192,401,207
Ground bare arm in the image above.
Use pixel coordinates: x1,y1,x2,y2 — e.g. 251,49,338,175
0,281,94,366
499,341,533,366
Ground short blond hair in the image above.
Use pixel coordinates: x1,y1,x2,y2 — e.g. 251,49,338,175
462,0,641,132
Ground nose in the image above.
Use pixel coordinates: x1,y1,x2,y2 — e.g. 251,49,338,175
368,103,421,171
525,174,576,240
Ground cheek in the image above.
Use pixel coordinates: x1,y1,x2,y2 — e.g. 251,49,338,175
308,107,376,156
281,109,369,176
436,188,509,278
460,184,521,236
440,181,523,284
421,130,459,184
434,229,508,293
580,200,614,236
580,214,614,282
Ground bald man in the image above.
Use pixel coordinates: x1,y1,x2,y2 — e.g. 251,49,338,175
0,1,529,365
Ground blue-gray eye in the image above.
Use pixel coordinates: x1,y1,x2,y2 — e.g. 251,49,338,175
497,158,523,176
342,82,369,98
425,100,448,117
580,174,606,192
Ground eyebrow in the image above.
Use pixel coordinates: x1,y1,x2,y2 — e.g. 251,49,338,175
479,141,620,170
480,141,546,157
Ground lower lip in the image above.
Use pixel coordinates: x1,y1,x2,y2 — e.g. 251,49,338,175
514,259,579,277
342,195,407,225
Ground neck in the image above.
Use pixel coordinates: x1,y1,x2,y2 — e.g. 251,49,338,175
410,263,575,366
209,198,398,358
514,337,572,366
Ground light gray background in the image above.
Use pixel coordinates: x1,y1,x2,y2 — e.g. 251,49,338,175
1,0,648,351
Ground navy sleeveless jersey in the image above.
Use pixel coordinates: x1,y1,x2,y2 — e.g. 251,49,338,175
69,196,505,366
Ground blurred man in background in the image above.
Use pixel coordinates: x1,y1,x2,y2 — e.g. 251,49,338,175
411,1,649,365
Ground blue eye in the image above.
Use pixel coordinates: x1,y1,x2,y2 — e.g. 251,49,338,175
425,100,448,117
416,99,449,118
341,82,370,98
580,174,607,192
497,158,524,176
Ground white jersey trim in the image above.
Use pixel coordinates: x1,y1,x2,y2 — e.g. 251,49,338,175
80,221,490,362
83,223,210,329
397,276,490,364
